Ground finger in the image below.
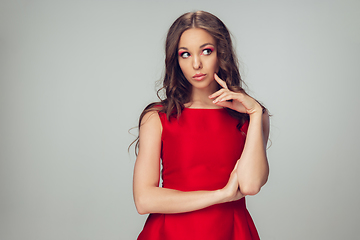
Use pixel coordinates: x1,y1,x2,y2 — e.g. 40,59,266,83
214,100,232,108
234,160,239,170
209,88,227,99
212,93,232,104
213,92,234,103
217,94,236,103
230,161,239,174
214,99,247,113
214,73,228,89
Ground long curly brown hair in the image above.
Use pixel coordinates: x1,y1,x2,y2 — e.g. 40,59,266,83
131,11,261,154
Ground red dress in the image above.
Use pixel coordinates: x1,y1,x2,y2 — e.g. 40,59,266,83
137,108,260,240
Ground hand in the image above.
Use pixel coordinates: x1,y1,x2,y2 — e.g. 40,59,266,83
221,161,244,202
209,73,262,115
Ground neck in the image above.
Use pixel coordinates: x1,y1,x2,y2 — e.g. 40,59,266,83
186,84,220,109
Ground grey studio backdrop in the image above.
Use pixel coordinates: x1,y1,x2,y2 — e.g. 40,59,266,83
0,0,359,239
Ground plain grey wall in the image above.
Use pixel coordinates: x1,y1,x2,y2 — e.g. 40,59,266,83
1,0,359,239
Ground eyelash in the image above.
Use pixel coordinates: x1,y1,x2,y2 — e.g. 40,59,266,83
180,52,190,58
201,48,213,56
179,48,214,58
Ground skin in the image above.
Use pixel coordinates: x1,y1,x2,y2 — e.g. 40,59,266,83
133,28,269,215
177,28,219,108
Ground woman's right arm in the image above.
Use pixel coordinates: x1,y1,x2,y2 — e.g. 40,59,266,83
133,111,243,215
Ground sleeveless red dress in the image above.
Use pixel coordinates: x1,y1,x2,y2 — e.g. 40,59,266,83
137,108,260,240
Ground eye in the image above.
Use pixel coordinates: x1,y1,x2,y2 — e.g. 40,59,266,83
202,48,213,56
180,52,190,58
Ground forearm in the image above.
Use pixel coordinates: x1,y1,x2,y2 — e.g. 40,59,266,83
133,109,245,215
237,111,269,195
134,186,227,215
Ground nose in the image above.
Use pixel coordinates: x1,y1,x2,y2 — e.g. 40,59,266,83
192,55,202,70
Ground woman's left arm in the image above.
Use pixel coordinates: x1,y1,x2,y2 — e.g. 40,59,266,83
210,74,270,196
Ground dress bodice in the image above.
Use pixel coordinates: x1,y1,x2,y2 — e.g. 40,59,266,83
137,108,259,240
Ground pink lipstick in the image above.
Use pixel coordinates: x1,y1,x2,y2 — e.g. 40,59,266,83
192,73,206,81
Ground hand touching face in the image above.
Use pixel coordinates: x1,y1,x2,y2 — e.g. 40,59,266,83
209,73,263,115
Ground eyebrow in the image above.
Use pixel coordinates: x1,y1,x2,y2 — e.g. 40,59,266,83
178,43,215,51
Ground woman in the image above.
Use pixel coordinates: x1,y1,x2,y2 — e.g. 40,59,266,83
132,11,270,240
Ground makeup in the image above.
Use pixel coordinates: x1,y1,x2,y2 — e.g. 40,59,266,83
200,47,214,55
192,73,206,81
178,51,190,58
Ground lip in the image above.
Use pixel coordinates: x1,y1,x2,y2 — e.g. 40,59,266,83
192,73,206,81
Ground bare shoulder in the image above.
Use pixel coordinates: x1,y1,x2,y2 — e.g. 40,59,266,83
140,110,162,132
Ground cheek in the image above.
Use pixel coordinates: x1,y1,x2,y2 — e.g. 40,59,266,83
208,57,219,72
178,60,190,75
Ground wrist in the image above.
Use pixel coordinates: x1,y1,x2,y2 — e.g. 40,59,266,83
248,108,263,118
216,187,232,203
215,189,227,204
247,102,263,116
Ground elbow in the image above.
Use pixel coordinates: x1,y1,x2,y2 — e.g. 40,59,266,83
136,208,148,215
134,185,159,215
241,185,261,196
135,206,148,215
134,195,150,215
240,178,267,196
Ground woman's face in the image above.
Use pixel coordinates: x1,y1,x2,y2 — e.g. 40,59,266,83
178,28,219,92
